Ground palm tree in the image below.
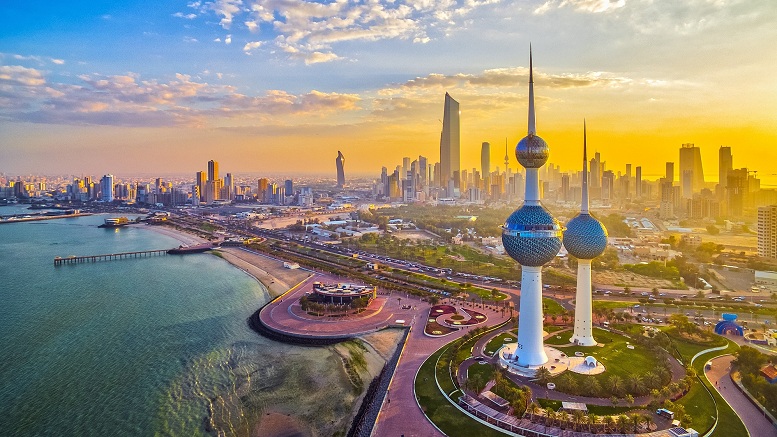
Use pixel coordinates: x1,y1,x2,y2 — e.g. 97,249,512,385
607,375,624,396
610,395,619,408
627,374,644,395
644,372,660,390
572,410,586,431
526,402,539,422
617,415,629,433
587,413,598,433
630,413,642,432
545,408,556,426
535,366,552,384
625,394,635,406
643,414,655,431
603,415,615,433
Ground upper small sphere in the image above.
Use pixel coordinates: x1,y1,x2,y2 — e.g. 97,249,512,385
563,213,608,260
516,134,549,168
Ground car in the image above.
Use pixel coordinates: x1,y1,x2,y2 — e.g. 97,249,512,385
634,304,641,308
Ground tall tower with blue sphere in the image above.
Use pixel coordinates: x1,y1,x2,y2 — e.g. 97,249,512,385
501,48,563,367
564,122,608,346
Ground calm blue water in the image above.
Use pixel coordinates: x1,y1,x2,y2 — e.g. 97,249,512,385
0,212,273,436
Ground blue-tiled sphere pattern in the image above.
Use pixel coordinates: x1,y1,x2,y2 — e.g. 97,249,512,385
502,204,563,266
516,134,549,168
563,213,608,260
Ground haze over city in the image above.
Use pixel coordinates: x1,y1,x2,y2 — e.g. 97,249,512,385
2,0,776,181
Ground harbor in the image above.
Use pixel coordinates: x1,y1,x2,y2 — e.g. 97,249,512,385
0,210,91,224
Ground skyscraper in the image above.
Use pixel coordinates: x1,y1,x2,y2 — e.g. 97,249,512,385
100,174,114,202
564,122,608,347
719,146,733,198
336,151,346,188
635,166,642,199
679,143,704,198
481,142,490,180
439,93,460,193
666,162,674,184
207,160,219,182
501,49,563,368
195,171,206,202
758,205,777,259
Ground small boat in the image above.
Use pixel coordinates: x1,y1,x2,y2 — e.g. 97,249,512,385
167,243,214,254
99,217,130,228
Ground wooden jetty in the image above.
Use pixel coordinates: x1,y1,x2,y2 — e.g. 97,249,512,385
54,249,168,266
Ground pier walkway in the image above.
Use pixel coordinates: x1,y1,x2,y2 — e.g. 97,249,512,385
54,249,168,266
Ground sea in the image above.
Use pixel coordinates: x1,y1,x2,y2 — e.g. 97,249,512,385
0,206,279,436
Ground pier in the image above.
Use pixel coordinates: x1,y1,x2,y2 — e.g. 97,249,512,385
54,249,168,266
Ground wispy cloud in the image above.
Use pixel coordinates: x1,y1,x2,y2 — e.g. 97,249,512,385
0,67,362,127
172,12,198,19
194,0,502,63
534,0,625,15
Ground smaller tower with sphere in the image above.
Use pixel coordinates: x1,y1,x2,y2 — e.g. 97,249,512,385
501,48,563,367
564,121,608,346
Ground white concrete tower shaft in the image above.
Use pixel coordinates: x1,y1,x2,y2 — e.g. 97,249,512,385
517,266,549,365
570,121,597,346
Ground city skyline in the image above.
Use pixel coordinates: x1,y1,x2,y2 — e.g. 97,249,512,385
2,1,776,181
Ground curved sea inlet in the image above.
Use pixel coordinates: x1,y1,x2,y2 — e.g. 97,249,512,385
0,210,368,436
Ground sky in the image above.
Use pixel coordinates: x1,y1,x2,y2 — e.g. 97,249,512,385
1,0,776,183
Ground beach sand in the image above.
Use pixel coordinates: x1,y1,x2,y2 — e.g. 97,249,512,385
217,247,312,298
134,223,209,247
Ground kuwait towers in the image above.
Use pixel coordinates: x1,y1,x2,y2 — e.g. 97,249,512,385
502,49,563,367
564,122,608,346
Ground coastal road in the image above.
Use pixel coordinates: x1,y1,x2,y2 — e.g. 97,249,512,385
705,355,777,437
372,301,511,437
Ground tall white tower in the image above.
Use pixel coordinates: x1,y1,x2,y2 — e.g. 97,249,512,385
502,48,563,367
564,122,608,346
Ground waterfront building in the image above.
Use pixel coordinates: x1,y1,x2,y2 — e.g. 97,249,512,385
564,122,608,346
336,151,346,188
501,49,563,368
100,174,114,202
309,282,377,305
758,205,777,260
439,92,460,194
196,171,206,202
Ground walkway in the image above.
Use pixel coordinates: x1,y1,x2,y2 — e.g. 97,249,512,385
372,301,511,437
705,355,777,437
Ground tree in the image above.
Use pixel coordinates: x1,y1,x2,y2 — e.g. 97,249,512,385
535,366,552,384
607,375,624,396
526,402,539,422
545,408,556,426
572,410,586,431
627,375,644,395
603,415,615,433
630,413,642,432
587,413,599,433
610,395,620,408
625,394,635,406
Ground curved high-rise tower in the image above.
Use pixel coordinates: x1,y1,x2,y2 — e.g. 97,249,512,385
336,151,346,188
564,122,608,346
502,48,563,367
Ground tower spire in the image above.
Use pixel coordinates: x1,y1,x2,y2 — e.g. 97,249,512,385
582,120,589,214
504,137,509,168
527,44,536,136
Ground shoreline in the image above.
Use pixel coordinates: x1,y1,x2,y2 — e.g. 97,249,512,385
134,223,301,300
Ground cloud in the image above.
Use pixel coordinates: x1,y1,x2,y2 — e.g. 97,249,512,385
534,0,625,15
225,34,232,44
51,59,65,65
197,0,502,63
243,41,262,53
208,0,243,29
0,65,46,86
183,36,199,43
173,12,198,19
0,68,362,127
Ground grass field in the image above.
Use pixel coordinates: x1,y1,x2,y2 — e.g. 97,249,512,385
547,328,662,393
543,297,566,315
414,347,510,437
483,331,517,356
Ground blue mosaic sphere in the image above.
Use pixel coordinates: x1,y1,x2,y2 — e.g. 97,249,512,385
563,213,608,260
502,204,563,267
516,134,549,168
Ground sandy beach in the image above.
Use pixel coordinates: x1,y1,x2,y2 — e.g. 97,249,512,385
136,222,310,298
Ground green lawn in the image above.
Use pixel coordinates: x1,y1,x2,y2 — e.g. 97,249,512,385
483,331,517,356
467,362,495,384
415,347,510,437
666,334,746,437
547,328,661,393
543,297,566,315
